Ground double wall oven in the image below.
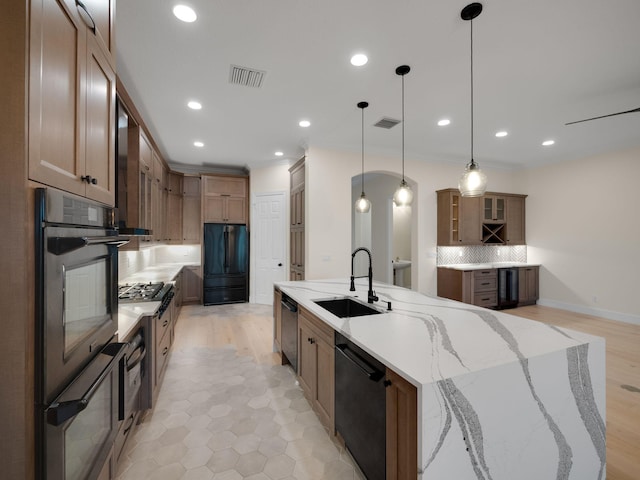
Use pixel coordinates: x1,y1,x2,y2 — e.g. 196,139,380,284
35,188,129,480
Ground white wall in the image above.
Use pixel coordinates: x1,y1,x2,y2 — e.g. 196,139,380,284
517,146,640,323
306,147,518,294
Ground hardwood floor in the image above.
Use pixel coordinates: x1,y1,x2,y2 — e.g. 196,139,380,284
510,305,640,480
173,302,640,479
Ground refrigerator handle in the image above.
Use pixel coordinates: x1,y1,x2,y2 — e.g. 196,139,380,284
223,227,229,272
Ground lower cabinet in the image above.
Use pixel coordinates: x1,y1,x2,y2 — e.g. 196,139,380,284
518,266,540,306
96,446,115,480
386,369,418,480
297,306,335,432
183,265,202,304
273,288,282,353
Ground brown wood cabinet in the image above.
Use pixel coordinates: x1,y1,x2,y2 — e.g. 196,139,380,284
202,175,248,224
518,266,540,306
297,306,334,432
183,266,202,304
273,288,282,353
437,189,527,246
29,0,116,205
182,176,201,244
290,158,305,280
167,173,183,243
437,267,498,308
437,189,482,245
386,368,418,480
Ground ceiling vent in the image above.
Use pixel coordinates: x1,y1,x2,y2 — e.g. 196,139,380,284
374,117,401,129
229,64,266,88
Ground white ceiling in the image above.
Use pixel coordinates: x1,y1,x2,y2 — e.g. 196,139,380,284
116,0,640,172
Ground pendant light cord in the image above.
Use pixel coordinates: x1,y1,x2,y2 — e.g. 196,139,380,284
470,18,475,165
401,73,406,181
361,107,365,194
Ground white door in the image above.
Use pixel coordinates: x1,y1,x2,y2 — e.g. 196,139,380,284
253,192,286,304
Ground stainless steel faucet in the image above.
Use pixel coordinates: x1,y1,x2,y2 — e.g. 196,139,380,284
350,247,378,304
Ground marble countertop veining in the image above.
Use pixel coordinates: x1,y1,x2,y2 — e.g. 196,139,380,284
275,278,599,388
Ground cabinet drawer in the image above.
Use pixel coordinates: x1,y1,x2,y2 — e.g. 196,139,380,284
474,276,497,292
473,269,496,279
156,313,171,348
473,292,497,307
155,329,171,384
299,307,334,346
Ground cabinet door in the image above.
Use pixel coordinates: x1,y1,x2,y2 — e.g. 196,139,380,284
29,0,86,197
314,336,335,431
506,196,526,245
203,196,225,223
84,34,115,205
386,369,417,480
203,176,247,196
226,197,246,223
81,0,115,63
274,289,282,353
518,267,539,305
167,193,183,243
460,196,482,244
183,195,201,243
297,318,316,400
183,266,202,303
483,195,506,223
183,176,201,196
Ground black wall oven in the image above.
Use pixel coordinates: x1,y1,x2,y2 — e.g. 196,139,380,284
35,188,129,479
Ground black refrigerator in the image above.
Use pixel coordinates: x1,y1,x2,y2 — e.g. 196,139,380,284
203,223,249,305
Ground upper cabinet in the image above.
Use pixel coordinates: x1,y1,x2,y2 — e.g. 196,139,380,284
182,176,201,244
202,175,248,224
437,189,482,246
289,158,305,280
437,189,527,246
28,0,116,205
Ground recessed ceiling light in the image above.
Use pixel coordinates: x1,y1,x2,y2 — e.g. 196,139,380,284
173,5,197,23
187,100,202,110
275,151,284,157
542,140,555,146
350,54,368,67
193,141,204,147
495,131,508,137
299,120,311,128
437,119,451,126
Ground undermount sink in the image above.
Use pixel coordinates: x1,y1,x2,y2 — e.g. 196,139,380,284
313,297,381,318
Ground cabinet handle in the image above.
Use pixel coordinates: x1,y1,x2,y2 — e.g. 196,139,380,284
75,0,96,34
162,319,169,327
383,380,392,388
81,175,97,185
481,282,490,286
162,347,168,356
481,297,490,301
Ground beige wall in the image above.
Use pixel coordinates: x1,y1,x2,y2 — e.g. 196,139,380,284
306,147,517,294
517,147,640,323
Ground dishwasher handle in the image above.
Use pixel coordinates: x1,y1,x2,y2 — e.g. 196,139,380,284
336,343,384,382
281,296,298,313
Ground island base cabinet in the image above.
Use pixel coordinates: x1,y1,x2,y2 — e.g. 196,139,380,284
297,307,335,432
386,368,418,480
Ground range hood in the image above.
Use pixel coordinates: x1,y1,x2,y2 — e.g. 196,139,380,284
116,98,152,236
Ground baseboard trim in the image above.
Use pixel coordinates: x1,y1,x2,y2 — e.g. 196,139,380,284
537,298,640,326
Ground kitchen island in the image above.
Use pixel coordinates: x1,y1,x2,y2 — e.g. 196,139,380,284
275,279,606,480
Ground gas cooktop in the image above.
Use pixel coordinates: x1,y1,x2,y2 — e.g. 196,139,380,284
118,282,172,303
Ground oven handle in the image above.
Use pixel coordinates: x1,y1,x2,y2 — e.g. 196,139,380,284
48,235,130,255
46,342,127,426
127,347,146,372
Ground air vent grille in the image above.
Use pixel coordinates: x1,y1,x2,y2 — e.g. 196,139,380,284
374,117,401,129
229,65,266,88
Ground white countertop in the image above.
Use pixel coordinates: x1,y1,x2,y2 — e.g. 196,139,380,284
438,261,541,270
117,262,199,340
276,279,606,479
275,278,597,388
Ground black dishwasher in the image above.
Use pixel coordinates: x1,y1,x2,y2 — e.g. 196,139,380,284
335,332,386,480
281,294,298,370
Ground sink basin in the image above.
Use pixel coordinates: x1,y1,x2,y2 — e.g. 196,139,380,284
393,260,411,270
313,297,381,318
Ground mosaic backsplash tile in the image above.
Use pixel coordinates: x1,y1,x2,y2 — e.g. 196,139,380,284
437,245,527,265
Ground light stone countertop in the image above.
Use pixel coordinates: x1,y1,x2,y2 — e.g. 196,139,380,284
437,261,541,270
275,278,606,479
117,262,199,340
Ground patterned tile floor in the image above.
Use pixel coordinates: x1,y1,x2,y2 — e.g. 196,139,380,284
116,306,365,480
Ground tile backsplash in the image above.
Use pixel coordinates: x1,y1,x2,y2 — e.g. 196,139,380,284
118,245,200,281
437,245,527,265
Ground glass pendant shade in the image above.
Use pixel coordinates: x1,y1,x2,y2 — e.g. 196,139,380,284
393,180,414,206
355,193,371,213
458,160,487,197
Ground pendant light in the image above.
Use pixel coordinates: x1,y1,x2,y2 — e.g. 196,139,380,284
355,101,371,213
393,65,413,206
458,2,488,197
